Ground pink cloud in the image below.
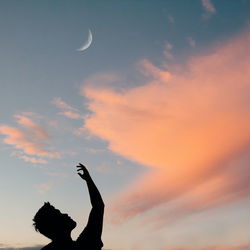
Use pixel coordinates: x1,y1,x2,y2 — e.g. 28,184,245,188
15,115,50,139
52,97,78,111
84,72,121,87
37,183,53,194
52,97,82,119
19,155,47,164
81,30,250,224
59,111,82,119
0,115,60,163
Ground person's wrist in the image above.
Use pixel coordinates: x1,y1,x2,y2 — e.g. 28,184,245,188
85,176,92,182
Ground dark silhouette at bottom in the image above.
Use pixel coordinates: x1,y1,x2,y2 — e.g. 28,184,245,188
33,163,104,250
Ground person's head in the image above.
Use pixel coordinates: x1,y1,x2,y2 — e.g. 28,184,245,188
33,202,76,240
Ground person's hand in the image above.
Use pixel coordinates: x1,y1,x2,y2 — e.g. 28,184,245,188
77,163,91,181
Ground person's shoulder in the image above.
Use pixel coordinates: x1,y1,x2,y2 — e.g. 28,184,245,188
40,242,54,250
40,246,52,250
76,232,103,249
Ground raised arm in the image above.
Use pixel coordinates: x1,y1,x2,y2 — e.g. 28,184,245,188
76,163,104,247
77,163,104,208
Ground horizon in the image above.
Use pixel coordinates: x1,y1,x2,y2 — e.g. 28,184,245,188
0,1,250,249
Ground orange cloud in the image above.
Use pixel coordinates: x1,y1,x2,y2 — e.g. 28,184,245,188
81,30,250,225
15,115,50,139
0,115,60,163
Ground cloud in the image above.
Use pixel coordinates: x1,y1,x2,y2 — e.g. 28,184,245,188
0,115,60,163
165,244,250,250
164,42,174,60
167,15,175,24
19,155,47,164
201,0,216,18
52,97,78,111
11,152,48,164
15,115,50,139
82,30,250,225
37,182,53,194
52,97,82,119
59,111,82,119
84,72,121,87
187,37,196,48
19,111,43,119
46,171,68,178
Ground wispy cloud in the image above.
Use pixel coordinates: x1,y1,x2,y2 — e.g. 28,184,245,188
52,97,78,111
46,171,68,178
11,152,48,164
60,111,82,119
201,0,216,18
0,115,60,163
19,155,48,164
187,37,196,48
82,30,250,226
167,15,175,24
37,182,53,194
164,42,174,60
85,147,106,154
84,72,121,87
15,115,50,139
52,97,82,119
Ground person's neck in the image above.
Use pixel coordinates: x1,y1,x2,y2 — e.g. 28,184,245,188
53,234,73,244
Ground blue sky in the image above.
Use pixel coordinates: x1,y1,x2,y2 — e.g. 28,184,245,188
0,1,250,249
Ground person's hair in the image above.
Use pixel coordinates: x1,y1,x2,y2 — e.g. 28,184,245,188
33,202,60,239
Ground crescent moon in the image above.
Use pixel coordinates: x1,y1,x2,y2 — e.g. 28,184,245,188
77,29,93,52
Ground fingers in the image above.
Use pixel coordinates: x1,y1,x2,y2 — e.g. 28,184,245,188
77,166,84,171
76,163,89,174
76,163,90,180
76,163,86,168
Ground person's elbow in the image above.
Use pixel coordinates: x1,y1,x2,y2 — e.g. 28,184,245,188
99,200,105,210
93,199,104,210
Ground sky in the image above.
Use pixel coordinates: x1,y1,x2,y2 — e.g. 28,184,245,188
0,0,250,249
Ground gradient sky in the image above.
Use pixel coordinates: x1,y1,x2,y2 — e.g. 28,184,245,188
0,1,250,250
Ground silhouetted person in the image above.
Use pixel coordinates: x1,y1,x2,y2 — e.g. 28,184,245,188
33,163,104,250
